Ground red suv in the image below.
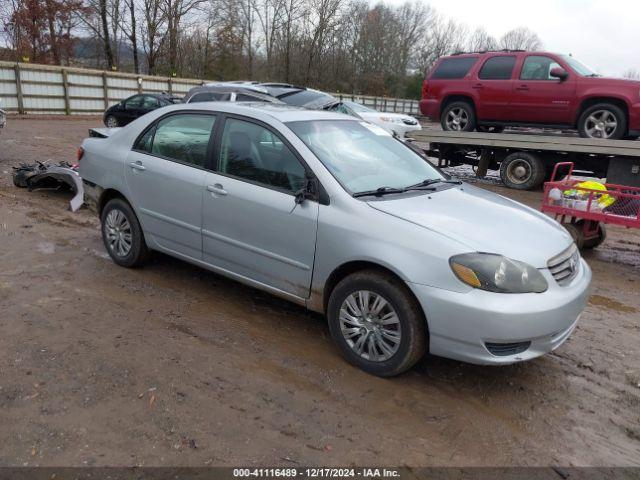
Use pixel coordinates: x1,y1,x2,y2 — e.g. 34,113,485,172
420,51,640,140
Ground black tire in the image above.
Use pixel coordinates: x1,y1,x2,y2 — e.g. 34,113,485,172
104,115,119,128
623,135,639,141
441,101,476,132
477,125,505,133
577,103,627,140
579,221,607,249
327,270,427,377
100,198,150,267
563,223,585,250
499,152,546,190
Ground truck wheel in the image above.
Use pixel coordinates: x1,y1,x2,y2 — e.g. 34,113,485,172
441,101,476,132
327,270,427,377
101,198,150,267
499,152,546,190
578,103,627,140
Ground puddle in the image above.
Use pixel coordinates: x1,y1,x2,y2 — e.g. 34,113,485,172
589,295,637,313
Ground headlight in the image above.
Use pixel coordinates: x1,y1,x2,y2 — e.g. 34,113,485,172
380,116,403,124
450,253,548,293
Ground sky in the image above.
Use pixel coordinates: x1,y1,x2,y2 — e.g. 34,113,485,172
389,0,640,77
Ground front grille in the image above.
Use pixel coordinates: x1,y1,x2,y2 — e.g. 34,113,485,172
402,119,418,125
485,341,531,357
547,243,580,286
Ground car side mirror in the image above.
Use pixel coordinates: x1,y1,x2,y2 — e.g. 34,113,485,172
294,176,318,204
550,67,569,81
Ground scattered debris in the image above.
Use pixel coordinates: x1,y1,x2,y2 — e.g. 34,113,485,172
12,161,84,212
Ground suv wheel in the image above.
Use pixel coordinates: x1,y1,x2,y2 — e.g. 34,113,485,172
578,103,627,140
499,152,546,190
327,270,427,377
101,198,150,267
441,101,476,132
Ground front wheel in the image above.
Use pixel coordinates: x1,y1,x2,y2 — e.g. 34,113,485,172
441,101,476,132
101,198,150,267
578,104,627,140
327,270,427,377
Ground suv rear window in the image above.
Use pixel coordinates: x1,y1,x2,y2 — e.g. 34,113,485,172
430,57,478,79
478,56,517,80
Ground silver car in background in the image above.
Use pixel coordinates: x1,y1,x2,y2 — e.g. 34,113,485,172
79,102,591,377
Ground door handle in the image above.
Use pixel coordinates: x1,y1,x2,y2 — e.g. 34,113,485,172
515,85,529,91
129,161,146,171
207,184,228,196
472,83,484,89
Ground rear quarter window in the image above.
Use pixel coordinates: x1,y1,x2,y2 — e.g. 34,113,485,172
430,57,478,80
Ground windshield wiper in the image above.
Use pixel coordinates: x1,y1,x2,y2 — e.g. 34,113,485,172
353,186,407,198
405,178,462,190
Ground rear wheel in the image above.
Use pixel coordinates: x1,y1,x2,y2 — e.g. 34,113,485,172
499,152,546,190
578,103,626,140
101,198,150,267
327,270,427,377
441,101,476,132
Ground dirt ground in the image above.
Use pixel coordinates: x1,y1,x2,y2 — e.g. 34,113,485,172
0,115,639,468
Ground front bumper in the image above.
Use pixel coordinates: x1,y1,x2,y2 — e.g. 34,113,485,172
407,259,592,365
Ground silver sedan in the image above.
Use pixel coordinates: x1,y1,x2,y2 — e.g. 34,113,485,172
79,102,591,377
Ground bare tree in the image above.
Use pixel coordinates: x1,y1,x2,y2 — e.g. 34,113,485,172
500,26,542,51
467,27,497,52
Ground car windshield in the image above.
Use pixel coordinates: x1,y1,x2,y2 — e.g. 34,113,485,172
287,120,443,195
343,101,377,113
561,55,599,77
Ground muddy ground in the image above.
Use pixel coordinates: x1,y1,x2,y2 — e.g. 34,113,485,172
0,116,639,467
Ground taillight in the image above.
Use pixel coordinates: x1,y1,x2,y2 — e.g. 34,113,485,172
77,146,84,161
421,80,429,99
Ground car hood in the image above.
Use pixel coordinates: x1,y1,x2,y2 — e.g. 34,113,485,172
367,184,573,268
581,76,640,88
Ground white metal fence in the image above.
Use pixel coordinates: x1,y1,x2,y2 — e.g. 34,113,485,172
0,61,420,116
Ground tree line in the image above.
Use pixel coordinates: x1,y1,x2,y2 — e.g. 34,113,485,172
1,0,543,98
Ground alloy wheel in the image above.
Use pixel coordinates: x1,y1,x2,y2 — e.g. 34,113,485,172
105,209,132,258
584,110,618,139
106,116,119,128
445,108,469,131
339,291,401,362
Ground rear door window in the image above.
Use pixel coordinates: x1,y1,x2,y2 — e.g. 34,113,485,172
430,57,478,79
478,56,517,80
149,114,216,168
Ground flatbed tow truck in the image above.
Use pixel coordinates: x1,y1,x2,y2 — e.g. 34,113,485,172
411,130,640,190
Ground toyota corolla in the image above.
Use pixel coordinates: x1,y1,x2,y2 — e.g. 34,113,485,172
78,102,591,377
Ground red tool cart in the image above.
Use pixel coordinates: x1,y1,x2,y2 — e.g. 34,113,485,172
541,162,640,249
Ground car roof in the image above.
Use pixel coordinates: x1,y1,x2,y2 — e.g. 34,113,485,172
443,50,561,59
157,101,352,123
